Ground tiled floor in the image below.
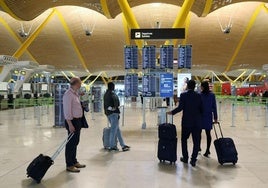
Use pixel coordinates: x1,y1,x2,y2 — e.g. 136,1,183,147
0,99,268,188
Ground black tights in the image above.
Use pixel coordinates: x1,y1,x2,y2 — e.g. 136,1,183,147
201,129,212,152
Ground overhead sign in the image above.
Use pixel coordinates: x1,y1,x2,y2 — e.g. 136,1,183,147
131,28,185,40
160,73,173,97
0,55,17,65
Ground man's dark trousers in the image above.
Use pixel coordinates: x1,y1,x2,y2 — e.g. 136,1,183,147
65,118,82,167
181,126,201,162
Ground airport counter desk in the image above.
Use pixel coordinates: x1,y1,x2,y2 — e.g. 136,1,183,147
0,97,54,111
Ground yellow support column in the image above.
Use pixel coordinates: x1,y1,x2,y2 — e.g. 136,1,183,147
100,0,113,19
165,0,195,45
13,9,56,58
89,72,104,87
122,15,131,45
82,74,92,84
54,9,88,71
233,70,247,83
222,73,233,83
211,71,224,83
101,75,108,86
61,71,70,81
201,0,213,17
0,18,37,62
117,0,143,48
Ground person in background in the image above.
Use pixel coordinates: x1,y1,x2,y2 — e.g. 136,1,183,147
63,77,86,173
104,82,130,152
167,80,202,167
200,81,218,157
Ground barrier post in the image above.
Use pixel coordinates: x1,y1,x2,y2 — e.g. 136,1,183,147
265,102,268,127
23,101,26,119
121,105,125,126
142,97,146,129
245,100,249,121
37,105,41,126
231,103,235,127
218,100,222,121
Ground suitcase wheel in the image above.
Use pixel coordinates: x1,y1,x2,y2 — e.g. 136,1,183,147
220,163,223,165
233,162,236,165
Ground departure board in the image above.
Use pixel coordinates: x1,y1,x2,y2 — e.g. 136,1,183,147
142,74,156,97
178,45,192,69
142,45,156,69
160,45,174,69
124,45,138,69
124,74,138,97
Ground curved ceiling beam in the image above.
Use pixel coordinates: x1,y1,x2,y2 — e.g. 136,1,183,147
225,4,265,72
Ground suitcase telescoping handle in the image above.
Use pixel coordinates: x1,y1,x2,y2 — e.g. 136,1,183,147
213,122,223,139
51,133,74,161
166,113,173,124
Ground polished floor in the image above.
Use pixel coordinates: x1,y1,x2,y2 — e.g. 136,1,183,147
0,99,268,188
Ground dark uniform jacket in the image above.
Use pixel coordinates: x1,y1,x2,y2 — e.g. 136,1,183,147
172,89,203,129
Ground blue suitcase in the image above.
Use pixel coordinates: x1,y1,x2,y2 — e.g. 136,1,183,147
213,122,238,165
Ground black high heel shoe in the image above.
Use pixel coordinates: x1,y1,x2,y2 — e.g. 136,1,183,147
203,151,211,157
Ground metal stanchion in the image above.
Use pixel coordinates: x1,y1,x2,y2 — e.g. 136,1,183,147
231,103,235,127
218,100,222,121
245,101,249,121
142,97,146,129
121,105,125,126
91,101,95,120
265,102,268,127
23,102,26,119
37,105,41,126
13,100,16,114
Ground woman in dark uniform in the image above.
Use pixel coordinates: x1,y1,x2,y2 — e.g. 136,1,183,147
200,81,218,157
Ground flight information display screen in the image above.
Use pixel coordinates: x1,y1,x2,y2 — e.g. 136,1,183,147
160,45,174,69
142,74,156,97
124,74,138,97
142,45,156,69
124,45,138,69
178,45,192,69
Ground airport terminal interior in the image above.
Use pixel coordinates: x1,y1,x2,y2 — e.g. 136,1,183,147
1,0,268,187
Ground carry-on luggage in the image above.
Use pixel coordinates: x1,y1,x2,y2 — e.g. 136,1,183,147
157,114,177,164
26,133,74,183
213,122,238,165
103,127,111,149
103,120,117,149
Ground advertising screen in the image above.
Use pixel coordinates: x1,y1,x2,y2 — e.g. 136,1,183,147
177,73,191,96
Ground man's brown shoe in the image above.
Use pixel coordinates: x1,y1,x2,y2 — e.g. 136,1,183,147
66,166,80,173
74,163,86,168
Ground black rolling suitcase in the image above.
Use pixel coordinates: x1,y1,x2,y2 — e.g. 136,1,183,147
157,115,177,164
213,122,238,165
26,133,74,183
